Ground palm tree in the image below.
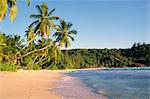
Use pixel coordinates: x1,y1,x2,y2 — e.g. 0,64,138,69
0,0,30,22
29,2,59,38
0,0,18,22
25,26,36,47
14,26,35,56
53,20,77,48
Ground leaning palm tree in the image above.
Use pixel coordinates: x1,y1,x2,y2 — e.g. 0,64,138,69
15,26,36,56
53,20,77,48
29,2,59,38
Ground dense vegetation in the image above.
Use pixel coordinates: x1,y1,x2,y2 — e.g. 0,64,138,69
0,2,77,71
59,43,149,69
0,1,149,71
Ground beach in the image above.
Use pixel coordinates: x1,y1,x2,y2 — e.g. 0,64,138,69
0,69,107,99
0,68,149,99
0,70,62,99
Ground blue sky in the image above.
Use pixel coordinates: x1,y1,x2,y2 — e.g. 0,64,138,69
0,0,149,49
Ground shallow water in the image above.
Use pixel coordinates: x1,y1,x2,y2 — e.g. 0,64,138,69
70,67,150,99
49,75,107,99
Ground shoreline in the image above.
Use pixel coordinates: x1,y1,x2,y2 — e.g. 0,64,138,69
49,71,108,99
1,68,148,99
0,69,107,99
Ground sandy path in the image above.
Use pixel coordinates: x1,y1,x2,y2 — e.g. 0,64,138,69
0,70,62,99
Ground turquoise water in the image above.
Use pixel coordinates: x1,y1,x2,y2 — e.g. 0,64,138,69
70,67,150,99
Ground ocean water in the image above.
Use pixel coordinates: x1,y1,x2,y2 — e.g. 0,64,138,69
70,67,150,99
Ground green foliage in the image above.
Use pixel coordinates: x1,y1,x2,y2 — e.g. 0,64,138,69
0,0,30,22
27,64,40,70
0,31,149,70
121,42,150,66
33,64,40,70
59,43,149,69
47,64,58,70
29,2,59,38
53,20,77,48
0,62,17,72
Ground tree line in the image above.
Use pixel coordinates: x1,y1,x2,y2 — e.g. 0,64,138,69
57,42,149,69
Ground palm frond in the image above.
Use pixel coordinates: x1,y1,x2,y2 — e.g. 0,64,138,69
65,38,70,48
55,25,62,30
49,16,59,20
29,20,39,27
69,35,75,41
27,0,30,6
48,8,55,16
30,14,41,19
36,5,42,15
68,30,77,35
67,22,73,30
60,20,66,29
49,21,56,27
34,22,41,33
53,31,62,38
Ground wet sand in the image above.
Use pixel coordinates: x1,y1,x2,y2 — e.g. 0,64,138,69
49,71,108,99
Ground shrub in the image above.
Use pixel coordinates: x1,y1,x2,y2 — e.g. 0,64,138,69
0,62,17,72
27,64,40,70
33,64,40,70
47,64,58,70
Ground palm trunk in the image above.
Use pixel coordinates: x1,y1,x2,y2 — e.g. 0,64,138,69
34,55,44,65
10,44,52,62
15,37,35,56
33,55,39,63
35,57,48,65
27,55,38,66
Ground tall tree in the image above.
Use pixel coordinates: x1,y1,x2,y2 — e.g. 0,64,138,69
29,2,59,38
53,20,77,48
25,26,36,47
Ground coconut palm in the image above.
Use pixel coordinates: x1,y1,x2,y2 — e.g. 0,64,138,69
0,0,30,22
0,0,18,22
29,2,59,38
14,26,35,56
49,43,61,62
25,26,36,47
53,20,77,48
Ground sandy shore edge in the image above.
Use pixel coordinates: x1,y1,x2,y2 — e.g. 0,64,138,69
0,68,105,99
